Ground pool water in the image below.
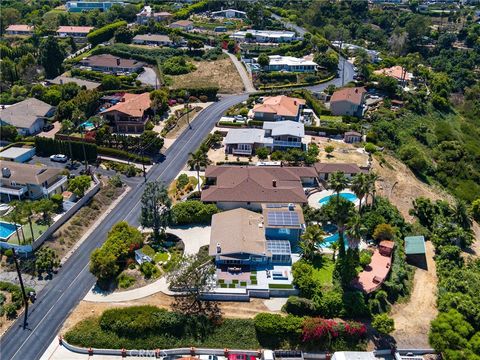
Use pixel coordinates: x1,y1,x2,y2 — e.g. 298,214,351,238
317,224,349,249
0,222,17,240
319,192,358,205
80,121,94,129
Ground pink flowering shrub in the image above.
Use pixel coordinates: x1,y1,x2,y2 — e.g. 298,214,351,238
302,318,367,343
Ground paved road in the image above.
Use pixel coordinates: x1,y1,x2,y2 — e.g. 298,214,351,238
0,17,355,360
223,50,256,94
0,94,247,360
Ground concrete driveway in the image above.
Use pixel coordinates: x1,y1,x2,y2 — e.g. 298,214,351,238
167,225,211,255
138,67,159,87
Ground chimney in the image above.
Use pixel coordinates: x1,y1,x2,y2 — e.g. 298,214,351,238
216,243,221,254
272,179,277,187
294,100,297,105
116,58,121,66
288,203,294,211
2,167,11,178
355,88,358,93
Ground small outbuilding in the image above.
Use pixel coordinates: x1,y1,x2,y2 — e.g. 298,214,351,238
0,147,36,163
405,235,427,269
135,249,153,265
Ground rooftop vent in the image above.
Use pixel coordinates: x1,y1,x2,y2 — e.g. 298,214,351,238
272,179,277,187
2,167,11,178
288,203,295,211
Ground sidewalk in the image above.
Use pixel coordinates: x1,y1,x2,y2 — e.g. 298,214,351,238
223,50,256,93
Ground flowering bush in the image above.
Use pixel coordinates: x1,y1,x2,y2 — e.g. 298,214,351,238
302,318,366,343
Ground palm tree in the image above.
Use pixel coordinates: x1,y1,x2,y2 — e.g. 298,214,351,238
453,200,472,230
350,173,368,212
6,202,25,244
21,201,36,243
328,171,349,203
365,172,379,208
300,225,325,261
345,214,366,249
329,241,339,262
187,150,211,192
61,119,75,167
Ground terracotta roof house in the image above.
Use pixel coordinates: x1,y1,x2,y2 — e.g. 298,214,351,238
210,204,305,268
201,166,317,210
330,87,366,117
373,65,412,83
169,20,194,31
5,25,34,36
100,92,152,133
78,54,146,74
253,96,306,122
344,131,362,144
0,98,55,136
136,6,172,24
314,162,365,180
352,241,395,294
0,162,67,201
56,26,93,38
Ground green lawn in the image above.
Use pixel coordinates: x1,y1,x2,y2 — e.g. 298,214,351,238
320,115,343,122
154,251,169,263
268,283,294,289
311,255,335,286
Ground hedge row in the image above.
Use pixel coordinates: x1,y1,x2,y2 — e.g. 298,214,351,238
216,161,250,166
258,74,336,91
98,147,152,165
35,137,97,162
170,87,219,101
217,121,243,127
171,200,220,225
304,125,349,136
87,21,127,46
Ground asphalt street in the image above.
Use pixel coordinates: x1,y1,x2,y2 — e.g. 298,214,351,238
0,94,247,360
0,18,355,360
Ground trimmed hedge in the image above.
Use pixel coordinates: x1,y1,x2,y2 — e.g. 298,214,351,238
218,121,243,127
98,147,151,165
35,137,97,162
215,161,250,166
87,21,127,46
171,200,220,225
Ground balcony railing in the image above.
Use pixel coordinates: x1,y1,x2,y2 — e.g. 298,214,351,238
273,140,302,148
232,148,253,155
43,176,68,195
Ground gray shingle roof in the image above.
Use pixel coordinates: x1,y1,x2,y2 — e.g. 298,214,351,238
0,98,53,129
263,120,305,138
224,128,266,145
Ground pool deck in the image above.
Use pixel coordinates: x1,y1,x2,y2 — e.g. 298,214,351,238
308,189,359,209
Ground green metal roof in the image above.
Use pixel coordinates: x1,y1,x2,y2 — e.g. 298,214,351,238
405,235,426,255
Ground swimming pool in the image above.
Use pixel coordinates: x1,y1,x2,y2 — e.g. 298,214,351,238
318,192,358,205
317,224,349,249
0,221,17,240
80,120,94,129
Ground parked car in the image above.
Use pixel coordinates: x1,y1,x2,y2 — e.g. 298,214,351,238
50,154,68,163
229,354,257,360
43,123,54,132
200,356,218,360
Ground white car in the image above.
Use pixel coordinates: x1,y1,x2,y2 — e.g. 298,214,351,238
50,154,68,163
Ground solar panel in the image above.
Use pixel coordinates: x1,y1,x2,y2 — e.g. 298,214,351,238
267,211,300,226
266,203,288,208
267,240,292,255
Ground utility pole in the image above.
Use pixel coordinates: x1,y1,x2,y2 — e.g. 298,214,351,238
12,249,29,329
141,147,146,182
340,29,346,87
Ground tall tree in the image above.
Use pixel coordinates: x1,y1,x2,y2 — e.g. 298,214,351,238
39,36,65,78
187,150,211,192
453,200,472,230
21,201,36,243
345,213,365,249
167,252,220,319
350,173,368,212
300,225,325,260
140,181,171,241
6,202,25,244
366,172,379,208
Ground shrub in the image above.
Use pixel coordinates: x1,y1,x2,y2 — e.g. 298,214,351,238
359,249,372,268
171,200,220,225
301,317,367,344
117,273,135,289
141,245,155,258
372,313,395,335
176,174,189,190
140,262,158,279
0,293,5,305
50,194,64,213
283,296,316,316
373,223,395,241
87,21,127,45
4,303,17,319
313,290,344,318
255,147,270,160
162,56,195,75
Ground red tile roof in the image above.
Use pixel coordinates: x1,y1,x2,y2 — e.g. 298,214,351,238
253,95,306,118
6,24,33,32
57,26,94,34
201,166,316,204
330,87,366,105
374,66,412,81
101,92,151,117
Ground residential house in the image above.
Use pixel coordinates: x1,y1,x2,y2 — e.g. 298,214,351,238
405,235,427,269
5,25,34,36
230,30,298,43
169,20,194,31
47,76,100,90
331,41,381,63
56,26,94,38
314,162,365,181
132,34,174,46
209,204,304,268
78,54,146,74
0,147,36,163
344,131,362,144
201,166,317,210
262,55,318,73
223,121,305,155
373,65,413,83
0,98,55,136
0,162,67,202
252,95,306,122
330,87,366,117
136,6,172,24
263,121,305,150
100,92,152,133
211,9,247,18
66,0,124,12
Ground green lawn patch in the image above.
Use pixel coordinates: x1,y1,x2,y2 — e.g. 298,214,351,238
154,251,169,263
232,279,239,284
249,275,257,280
311,255,335,286
251,270,257,274
220,283,227,288
251,280,258,285
268,283,294,289
0,219,48,245
240,281,247,287
218,279,225,284
228,283,236,288
320,115,343,122
141,245,155,258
